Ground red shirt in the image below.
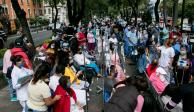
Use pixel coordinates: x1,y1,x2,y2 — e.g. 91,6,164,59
146,64,157,77
77,32,86,46
169,31,182,39
53,85,77,112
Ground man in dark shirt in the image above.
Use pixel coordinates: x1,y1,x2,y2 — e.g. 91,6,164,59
165,73,194,112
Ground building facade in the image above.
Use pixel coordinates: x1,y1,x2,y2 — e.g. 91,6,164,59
43,2,68,24
0,0,44,31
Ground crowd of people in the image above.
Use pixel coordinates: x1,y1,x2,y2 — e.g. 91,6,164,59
2,17,194,112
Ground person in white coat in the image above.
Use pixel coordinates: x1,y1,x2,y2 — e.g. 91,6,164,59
11,55,33,112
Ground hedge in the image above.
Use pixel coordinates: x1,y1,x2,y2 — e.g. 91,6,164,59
0,48,7,59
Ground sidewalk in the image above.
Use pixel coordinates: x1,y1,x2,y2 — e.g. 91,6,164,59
0,87,21,112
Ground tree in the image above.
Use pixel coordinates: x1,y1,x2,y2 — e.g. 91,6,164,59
10,0,35,49
172,0,179,28
154,0,160,23
185,0,194,22
67,0,86,26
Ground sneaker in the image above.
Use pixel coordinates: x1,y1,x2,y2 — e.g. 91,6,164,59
11,97,17,102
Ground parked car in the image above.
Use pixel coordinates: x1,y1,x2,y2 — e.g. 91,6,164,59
0,30,7,41
47,23,61,30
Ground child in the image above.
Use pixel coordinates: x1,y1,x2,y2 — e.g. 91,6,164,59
53,76,83,112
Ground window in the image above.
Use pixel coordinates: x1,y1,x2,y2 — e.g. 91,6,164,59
21,0,23,5
58,8,60,13
34,9,36,16
27,0,29,4
4,7,8,14
28,9,30,18
39,10,42,15
44,9,46,14
48,9,51,14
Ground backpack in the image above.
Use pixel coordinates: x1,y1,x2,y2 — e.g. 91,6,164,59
6,64,14,79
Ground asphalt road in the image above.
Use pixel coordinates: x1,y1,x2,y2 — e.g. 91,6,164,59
4,30,52,48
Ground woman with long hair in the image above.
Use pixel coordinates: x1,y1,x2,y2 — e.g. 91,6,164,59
26,64,61,112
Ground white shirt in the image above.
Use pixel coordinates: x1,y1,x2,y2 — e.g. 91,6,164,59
159,46,175,67
11,66,33,101
109,38,118,45
49,75,61,92
74,53,91,65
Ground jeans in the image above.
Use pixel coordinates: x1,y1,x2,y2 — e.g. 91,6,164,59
25,104,45,112
6,77,16,99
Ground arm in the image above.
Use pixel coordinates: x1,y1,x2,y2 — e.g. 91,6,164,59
43,85,61,106
11,68,21,89
43,96,61,106
134,95,144,112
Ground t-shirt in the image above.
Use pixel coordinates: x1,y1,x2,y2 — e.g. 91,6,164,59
73,53,91,65
27,80,51,111
87,32,95,43
159,46,175,67
64,67,81,84
126,31,137,46
49,75,61,92
109,38,118,45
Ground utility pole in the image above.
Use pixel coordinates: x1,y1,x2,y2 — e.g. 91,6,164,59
181,0,185,31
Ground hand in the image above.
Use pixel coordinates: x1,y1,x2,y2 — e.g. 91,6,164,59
76,102,83,110
54,95,61,101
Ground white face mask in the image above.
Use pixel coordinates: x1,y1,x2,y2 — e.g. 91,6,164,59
51,44,55,49
180,50,186,55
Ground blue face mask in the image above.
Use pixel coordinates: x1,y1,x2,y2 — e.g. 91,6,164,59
67,81,71,88
18,63,24,68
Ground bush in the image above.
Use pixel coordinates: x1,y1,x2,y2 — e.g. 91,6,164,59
30,17,49,27
43,39,52,44
0,48,7,58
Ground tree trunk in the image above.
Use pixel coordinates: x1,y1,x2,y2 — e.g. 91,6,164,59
172,0,179,28
155,0,160,23
163,0,167,26
67,0,73,25
67,0,86,26
53,0,58,32
134,0,138,26
51,6,54,23
11,0,35,49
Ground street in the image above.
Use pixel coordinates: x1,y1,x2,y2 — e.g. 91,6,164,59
4,30,52,48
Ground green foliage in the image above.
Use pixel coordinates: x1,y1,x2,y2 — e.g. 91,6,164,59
43,39,52,44
0,48,7,58
142,10,152,25
30,17,49,27
185,0,194,20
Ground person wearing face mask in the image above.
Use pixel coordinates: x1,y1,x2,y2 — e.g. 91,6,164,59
53,76,84,112
26,63,61,112
64,58,89,90
10,55,34,112
176,47,190,84
49,65,65,92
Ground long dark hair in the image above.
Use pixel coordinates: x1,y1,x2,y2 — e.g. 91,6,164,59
59,76,73,96
32,63,51,84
